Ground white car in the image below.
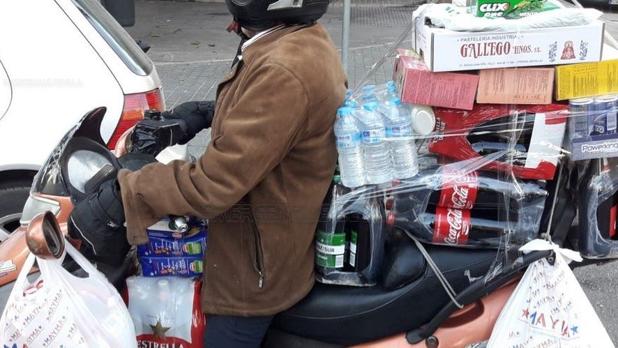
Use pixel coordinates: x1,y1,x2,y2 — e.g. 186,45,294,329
0,0,172,236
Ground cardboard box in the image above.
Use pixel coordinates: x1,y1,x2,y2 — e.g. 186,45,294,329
413,18,604,72
568,96,618,160
477,68,554,104
571,135,618,161
555,59,618,100
394,55,479,110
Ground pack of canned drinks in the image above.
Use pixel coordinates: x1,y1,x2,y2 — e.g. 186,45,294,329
569,95,618,161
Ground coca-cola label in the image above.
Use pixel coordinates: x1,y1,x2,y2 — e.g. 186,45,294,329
438,171,479,210
433,207,471,245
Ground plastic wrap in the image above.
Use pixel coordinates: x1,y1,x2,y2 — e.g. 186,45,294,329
315,7,601,287
579,159,618,258
316,3,618,294
126,276,205,348
138,218,207,277
414,2,602,32
0,243,137,347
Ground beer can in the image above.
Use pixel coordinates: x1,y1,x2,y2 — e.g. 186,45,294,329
569,98,592,139
595,95,618,135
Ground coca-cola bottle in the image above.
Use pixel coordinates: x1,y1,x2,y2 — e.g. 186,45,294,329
387,206,511,248
391,170,547,218
387,183,547,249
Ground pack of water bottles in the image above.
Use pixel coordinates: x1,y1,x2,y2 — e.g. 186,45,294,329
334,82,428,189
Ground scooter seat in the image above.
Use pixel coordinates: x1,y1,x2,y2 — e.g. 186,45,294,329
272,244,498,346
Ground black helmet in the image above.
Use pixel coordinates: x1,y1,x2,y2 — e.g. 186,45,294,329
226,0,330,31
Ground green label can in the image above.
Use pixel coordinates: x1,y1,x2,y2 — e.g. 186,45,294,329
349,230,358,268
316,232,346,269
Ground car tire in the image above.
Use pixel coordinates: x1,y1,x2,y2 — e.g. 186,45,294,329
0,181,31,239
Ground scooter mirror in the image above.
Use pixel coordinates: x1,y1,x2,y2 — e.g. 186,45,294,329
25,211,65,260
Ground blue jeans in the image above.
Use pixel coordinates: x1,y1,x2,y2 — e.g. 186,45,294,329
204,315,274,348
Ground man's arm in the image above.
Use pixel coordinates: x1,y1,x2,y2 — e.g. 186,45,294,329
118,63,310,244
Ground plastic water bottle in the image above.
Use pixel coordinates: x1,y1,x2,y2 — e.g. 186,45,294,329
344,98,359,108
382,98,419,179
334,107,365,188
375,81,397,101
356,102,392,185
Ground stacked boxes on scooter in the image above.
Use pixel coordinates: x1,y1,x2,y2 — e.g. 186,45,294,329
138,218,207,277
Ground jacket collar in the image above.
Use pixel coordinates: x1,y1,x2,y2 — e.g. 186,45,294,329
241,25,286,53
237,24,309,64
220,24,310,91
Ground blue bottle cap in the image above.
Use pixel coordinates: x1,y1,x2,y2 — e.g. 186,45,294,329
363,102,379,111
344,99,359,107
337,107,354,117
389,97,402,106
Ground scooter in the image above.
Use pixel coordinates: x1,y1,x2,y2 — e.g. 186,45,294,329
0,107,588,347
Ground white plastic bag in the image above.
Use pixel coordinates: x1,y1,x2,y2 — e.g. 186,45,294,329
0,242,137,348
488,240,614,348
414,3,602,32
127,276,205,347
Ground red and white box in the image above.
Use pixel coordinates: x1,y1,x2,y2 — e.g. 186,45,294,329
429,104,568,180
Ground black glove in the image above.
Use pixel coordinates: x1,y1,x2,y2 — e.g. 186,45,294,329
68,178,129,267
130,101,215,156
161,100,216,143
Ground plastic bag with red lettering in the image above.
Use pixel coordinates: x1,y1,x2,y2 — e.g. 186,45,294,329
127,276,205,348
0,243,137,348
488,240,615,348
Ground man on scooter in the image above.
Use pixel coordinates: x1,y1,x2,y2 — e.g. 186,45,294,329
69,0,347,346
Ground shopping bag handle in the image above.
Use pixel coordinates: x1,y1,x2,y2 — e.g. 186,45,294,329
25,212,109,283
25,211,65,260
519,239,583,264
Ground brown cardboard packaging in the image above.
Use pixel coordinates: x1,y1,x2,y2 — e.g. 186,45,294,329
477,68,554,105
394,55,479,110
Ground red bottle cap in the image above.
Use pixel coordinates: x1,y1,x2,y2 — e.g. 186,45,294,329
386,212,396,226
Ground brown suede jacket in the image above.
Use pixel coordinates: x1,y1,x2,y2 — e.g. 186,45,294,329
118,23,347,316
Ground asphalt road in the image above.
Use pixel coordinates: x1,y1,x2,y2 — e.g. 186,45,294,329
129,0,618,343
